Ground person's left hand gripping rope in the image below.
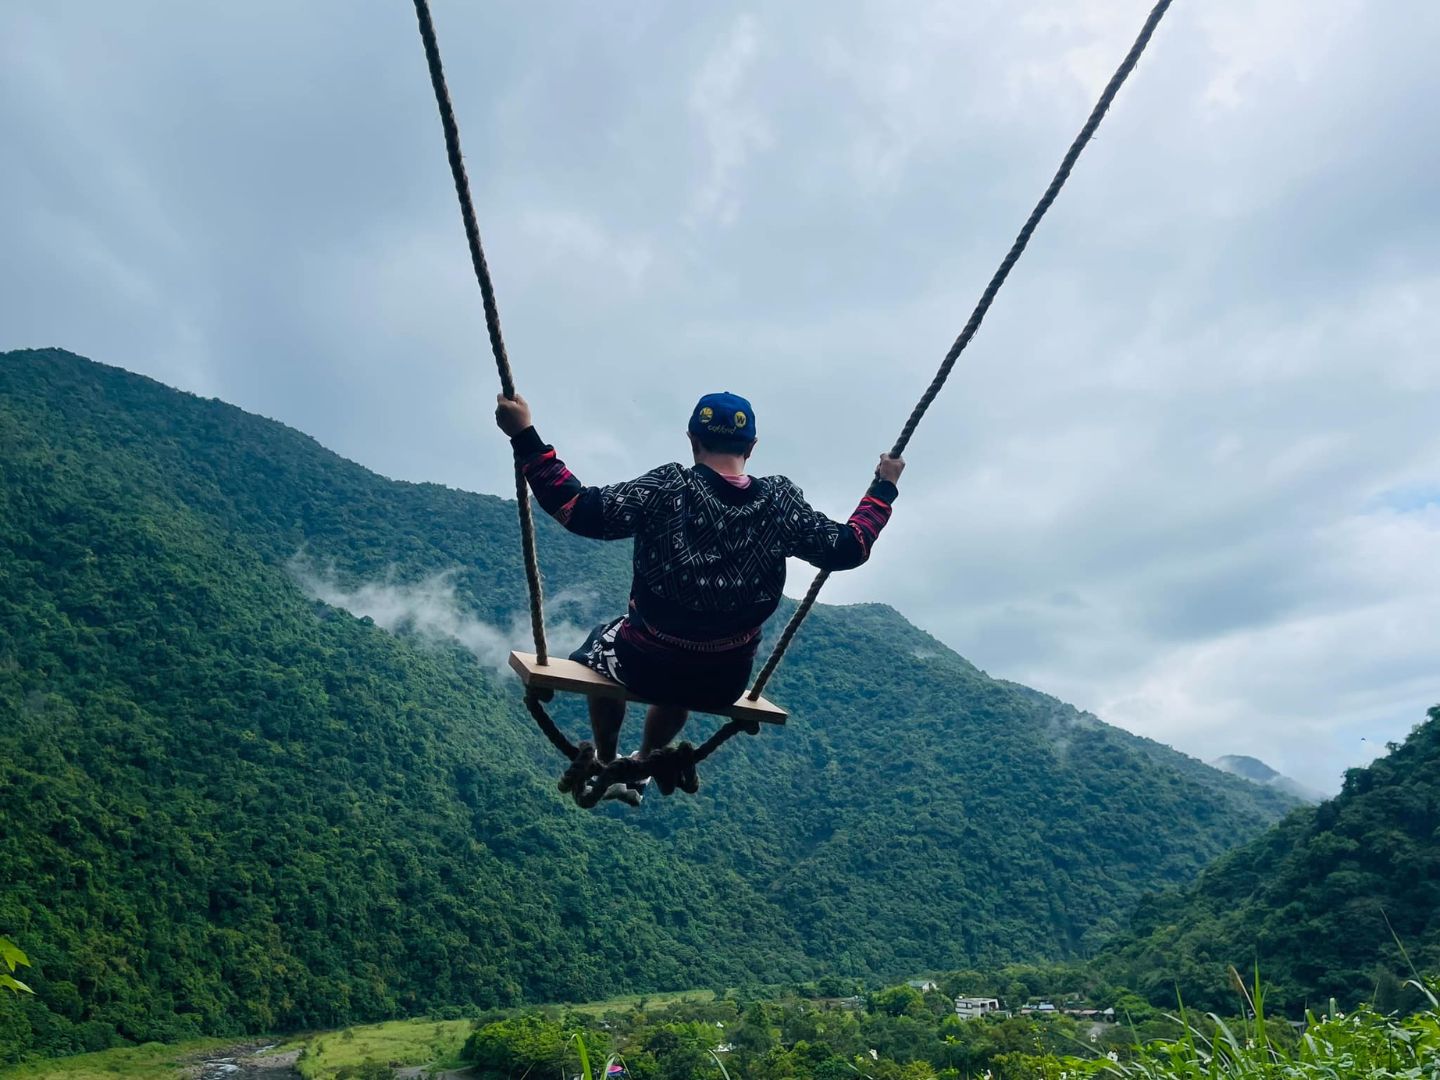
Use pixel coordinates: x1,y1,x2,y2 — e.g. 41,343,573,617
495,393,532,437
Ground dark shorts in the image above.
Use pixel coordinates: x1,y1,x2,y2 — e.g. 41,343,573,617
570,617,757,713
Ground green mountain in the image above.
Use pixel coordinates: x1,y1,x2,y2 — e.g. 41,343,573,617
0,348,1296,1060
1103,707,1440,1013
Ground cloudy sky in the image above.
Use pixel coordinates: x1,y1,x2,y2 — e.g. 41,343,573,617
4,1,1437,793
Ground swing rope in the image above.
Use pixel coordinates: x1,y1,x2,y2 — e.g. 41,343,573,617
747,0,1175,701
412,0,549,666
414,0,750,804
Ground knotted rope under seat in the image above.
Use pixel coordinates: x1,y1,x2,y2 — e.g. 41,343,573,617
534,690,759,808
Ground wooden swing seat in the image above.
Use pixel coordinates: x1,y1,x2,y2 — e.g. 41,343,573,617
508,652,787,726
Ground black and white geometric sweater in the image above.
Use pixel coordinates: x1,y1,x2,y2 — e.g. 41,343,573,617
511,426,896,642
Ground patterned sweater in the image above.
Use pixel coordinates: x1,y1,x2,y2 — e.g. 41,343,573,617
511,427,896,643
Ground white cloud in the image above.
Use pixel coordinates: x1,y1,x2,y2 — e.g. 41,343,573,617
1094,504,1440,790
688,13,772,226
513,209,656,292
1194,0,1361,112
289,558,590,674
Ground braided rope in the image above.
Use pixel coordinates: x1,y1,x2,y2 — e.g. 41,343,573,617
748,0,1175,700
560,717,761,808
523,690,579,759
747,569,829,700
413,0,548,663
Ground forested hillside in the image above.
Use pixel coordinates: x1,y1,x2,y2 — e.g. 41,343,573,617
1103,706,1440,1013
0,349,1295,1060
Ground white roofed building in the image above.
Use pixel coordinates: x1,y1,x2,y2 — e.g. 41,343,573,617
954,996,1005,1020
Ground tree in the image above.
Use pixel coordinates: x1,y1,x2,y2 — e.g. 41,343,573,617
870,986,926,1018
462,1015,568,1075
334,1064,390,1080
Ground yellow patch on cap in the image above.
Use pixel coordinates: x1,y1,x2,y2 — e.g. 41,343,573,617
734,411,748,428
699,406,714,423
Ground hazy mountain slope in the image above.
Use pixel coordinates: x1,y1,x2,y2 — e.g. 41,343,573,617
0,349,1294,1059
1210,754,1325,803
1104,708,1440,1012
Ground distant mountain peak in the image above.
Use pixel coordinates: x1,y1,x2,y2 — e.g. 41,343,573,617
1209,754,1324,803
1210,754,1281,783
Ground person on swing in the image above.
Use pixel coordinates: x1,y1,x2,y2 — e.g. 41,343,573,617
496,390,904,801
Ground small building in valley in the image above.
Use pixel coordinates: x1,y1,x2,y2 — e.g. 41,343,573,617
955,997,1005,1020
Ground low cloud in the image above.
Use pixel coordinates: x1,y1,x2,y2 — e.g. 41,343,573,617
290,557,590,674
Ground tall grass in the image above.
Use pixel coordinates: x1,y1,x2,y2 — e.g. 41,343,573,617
570,1033,627,1080
1052,973,1440,1080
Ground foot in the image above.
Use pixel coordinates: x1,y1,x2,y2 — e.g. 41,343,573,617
600,782,642,807
595,752,650,806
587,754,650,806
622,750,653,804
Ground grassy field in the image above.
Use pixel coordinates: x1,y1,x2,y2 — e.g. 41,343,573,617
279,1018,471,1078
0,989,717,1080
274,991,717,1077
0,1021,470,1080
565,987,715,1017
0,1038,243,1080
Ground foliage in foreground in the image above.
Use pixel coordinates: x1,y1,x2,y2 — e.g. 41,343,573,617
1030,976,1440,1080
4,975,1435,1079
449,975,1440,1080
0,942,30,997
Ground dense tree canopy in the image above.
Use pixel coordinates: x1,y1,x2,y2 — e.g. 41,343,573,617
455,975,1179,1080
1101,705,1440,1013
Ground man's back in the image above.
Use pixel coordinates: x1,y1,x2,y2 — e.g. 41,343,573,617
612,462,891,641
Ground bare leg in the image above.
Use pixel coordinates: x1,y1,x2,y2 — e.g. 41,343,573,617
588,698,626,763
641,704,689,757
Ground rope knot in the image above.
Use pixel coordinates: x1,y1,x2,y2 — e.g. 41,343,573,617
558,742,598,796
643,743,700,797
561,742,704,808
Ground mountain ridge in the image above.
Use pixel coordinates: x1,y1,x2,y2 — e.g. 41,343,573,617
1104,708,1440,1012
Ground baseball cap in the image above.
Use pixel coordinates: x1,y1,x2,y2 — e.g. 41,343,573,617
688,391,757,444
